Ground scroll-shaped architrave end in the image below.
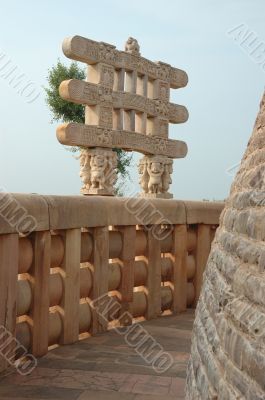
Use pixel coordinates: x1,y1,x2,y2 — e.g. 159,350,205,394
59,79,87,105
61,35,188,89
59,79,189,124
62,36,100,64
62,37,74,59
56,123,188,159
59,80,73,103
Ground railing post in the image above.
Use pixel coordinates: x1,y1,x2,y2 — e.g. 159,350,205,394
60,228,81,344
194,224,211,304
119,226,136,325
146,228,161,319
171,225,188,313
91,226,109,333
30,231,51,357
119,226,136,302
0,234,19,373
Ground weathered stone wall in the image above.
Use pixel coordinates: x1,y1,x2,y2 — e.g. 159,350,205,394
186,93,265,399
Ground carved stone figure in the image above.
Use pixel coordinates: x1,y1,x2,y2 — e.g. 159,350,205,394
90,154,107,189
147,161,164,194
162,162,172,192
79,150,91,191
125,37,140,56
79,148,117,195
138,161,149,194
138,156,173,198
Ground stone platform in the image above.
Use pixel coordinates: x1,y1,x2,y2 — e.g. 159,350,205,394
0,311,194,400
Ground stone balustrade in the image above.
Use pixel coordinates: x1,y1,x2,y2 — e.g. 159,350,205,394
0,194,224,372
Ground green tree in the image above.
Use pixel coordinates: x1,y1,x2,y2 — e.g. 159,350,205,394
44,60,132,194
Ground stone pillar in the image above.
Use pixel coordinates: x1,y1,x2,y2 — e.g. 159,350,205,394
82,54,117,195
138,61,174,198
148,62,170,139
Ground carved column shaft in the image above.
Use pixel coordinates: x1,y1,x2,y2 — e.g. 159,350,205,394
138,62,172,198
82,59,117,195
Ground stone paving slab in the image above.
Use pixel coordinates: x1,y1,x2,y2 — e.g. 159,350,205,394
0,311,194,400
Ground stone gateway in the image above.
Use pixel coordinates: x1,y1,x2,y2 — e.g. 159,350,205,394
57,35,188,196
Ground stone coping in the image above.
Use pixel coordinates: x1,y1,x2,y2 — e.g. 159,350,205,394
0,193,225,234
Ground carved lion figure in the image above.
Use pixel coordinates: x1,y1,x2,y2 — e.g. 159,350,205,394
125,37,140,55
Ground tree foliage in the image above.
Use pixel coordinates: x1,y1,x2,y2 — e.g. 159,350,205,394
44,60,132,192
45,61,86,123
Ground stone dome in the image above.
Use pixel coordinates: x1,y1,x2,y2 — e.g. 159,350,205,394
186,93,265,399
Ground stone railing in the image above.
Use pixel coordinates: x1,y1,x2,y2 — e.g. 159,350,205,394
0,194,224,372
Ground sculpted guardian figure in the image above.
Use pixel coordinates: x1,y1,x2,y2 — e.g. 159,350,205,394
90,154,107,189
138,156,173,198
147,160,164,194
79,150,91,191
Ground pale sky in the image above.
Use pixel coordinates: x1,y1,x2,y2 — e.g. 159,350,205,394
0,0,264,200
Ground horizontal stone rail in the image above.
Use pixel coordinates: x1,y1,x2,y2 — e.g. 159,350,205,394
0,194,224,372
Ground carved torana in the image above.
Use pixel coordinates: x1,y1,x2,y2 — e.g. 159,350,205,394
57,35,189,196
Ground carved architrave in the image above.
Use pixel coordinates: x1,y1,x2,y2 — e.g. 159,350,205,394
59,79,188,126
79,148,117,196
138,155,173,199
62,36,188,89
57,123,188,159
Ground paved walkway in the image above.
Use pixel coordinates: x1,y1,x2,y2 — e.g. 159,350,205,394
0,311,194,400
